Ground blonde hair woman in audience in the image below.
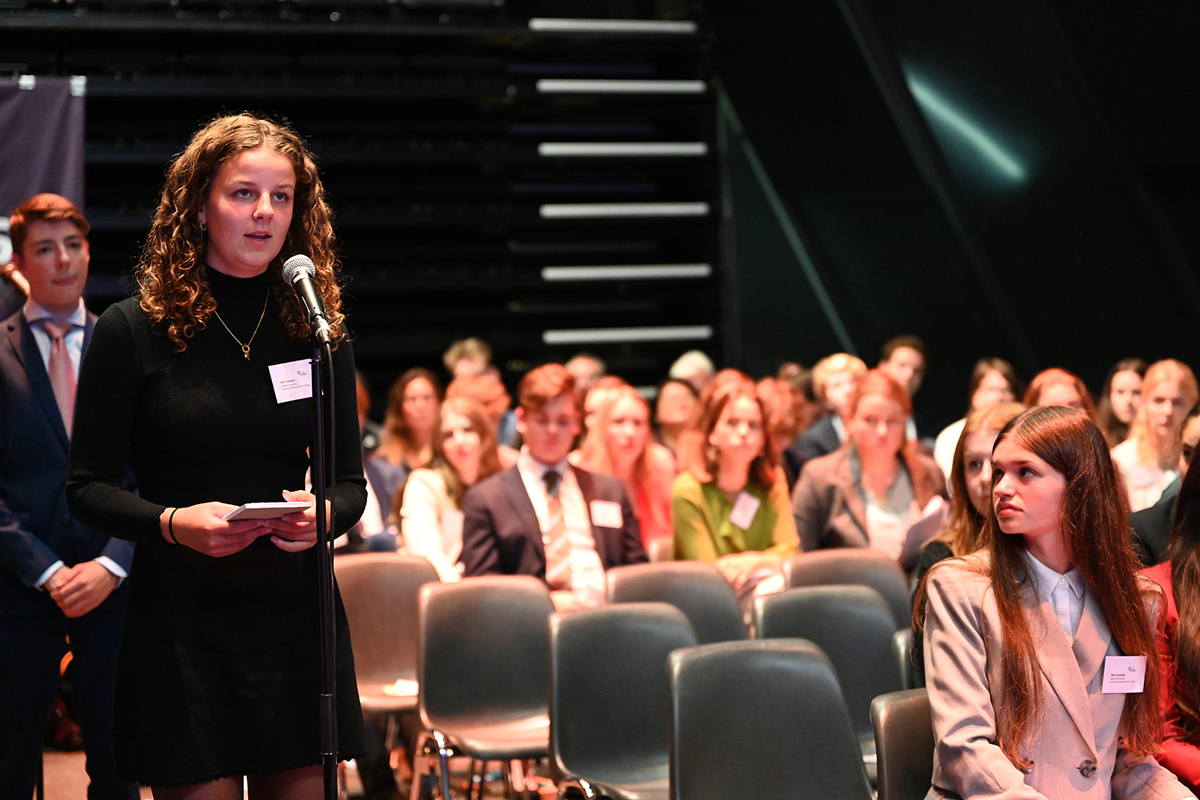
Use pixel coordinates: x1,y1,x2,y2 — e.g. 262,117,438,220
577,385,676,547
395,397,502,581
1113,359,1199,513
1023,367,1098,420
790,352,869,468
932,357,1022,479
791,370,945,570
916,406,1190,800
672,370,798,592
1098,358,1148,447
376,367,441,470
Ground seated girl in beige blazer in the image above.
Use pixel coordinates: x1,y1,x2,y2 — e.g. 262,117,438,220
917,406,1195,800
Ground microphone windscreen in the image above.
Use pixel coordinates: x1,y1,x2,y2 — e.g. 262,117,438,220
282,254,316,285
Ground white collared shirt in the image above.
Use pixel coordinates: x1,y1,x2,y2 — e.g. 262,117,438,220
23,298,86,378
1026,551,1086,641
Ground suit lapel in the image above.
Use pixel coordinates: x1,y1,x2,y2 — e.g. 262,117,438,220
1072,589,1114,697
13,314,71,449
836,450,871,546
1026,582,1099,756
500,467,545,567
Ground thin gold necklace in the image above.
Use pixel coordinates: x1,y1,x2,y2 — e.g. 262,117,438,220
212,289,270,361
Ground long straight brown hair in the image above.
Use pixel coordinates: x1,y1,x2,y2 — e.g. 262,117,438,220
917,406,1162,767
1166,449,1200,737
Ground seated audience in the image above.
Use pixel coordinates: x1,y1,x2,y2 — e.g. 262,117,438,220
756,376,812,490
932,357,1022,479
445,372,519,467
777,360,815,405
460,364,646,610
1098,358,1149,447
576,385,676,547
375,367,442,470
443,336,492,379
916,406,1190,800
672,370,798,594
338,372,407,552
1143,452,1200,793
789,352,868,469
565,352,606,395
668,349,715,394
1023,366,1098,420
580,374,630,438
1132,410,1200,566
1113,359,1199,512
878,334,934,443
396,397,502,582
791,370,946,570
654,377,699,455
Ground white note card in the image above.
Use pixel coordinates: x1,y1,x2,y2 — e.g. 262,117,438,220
1102,655,1147,694
269,359,313,404
589,499,624,529
729,491,761,530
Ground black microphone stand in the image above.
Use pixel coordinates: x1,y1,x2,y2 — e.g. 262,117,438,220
309,334,339,800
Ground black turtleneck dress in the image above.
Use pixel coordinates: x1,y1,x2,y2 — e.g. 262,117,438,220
66,268,367,785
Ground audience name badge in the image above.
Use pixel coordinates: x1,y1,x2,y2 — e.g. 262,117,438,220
1101,655,1146,694
268,359,313,404
589,499,623,529
729,491,761,530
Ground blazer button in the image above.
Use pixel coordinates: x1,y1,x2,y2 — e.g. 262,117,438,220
1078,760,1097,779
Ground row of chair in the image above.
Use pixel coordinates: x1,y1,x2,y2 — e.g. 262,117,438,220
334,551,933,800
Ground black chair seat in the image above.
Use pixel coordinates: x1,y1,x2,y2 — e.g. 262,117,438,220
436,714,551,760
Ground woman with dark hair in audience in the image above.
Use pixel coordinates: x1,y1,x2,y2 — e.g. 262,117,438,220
932,358,1022,479
791,370,946,570
653,377,699,455
672,370,798,592
917,406,1191,800
1114,360,1200,513
395,396,502,582
1144,446,1200,792
1098,358,1149,447
577,385,676,547
65,113,367,796
1023,367,1098,420
376,367,442,471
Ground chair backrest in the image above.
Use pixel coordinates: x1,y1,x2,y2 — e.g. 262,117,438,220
893,628,914,690
871,689,934,800
334,553,440,685
754,585,903,744
669,639,872,800
550,602,697,786
606,562,747,644
418,575,555,729
783,549,912,629
648,536,674,563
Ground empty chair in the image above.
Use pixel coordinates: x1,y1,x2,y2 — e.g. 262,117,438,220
606,562,746,644
754,585,903,765
871,689,934,800
783,549,912,629
669,639,872,800
550,602,697,800
418,575,555,800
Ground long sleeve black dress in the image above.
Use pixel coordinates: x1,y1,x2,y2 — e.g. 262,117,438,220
66,267,367,786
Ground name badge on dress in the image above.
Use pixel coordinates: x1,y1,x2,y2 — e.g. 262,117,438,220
589,500,623,529
1101,655,1147,693
269,359,313,404
729,491,761,530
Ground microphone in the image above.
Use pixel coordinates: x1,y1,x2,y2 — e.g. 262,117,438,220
281,254,333,345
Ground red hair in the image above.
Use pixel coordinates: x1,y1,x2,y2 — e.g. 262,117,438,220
676,369,775,488
1024,368,1097,422
518,363,580,413
10,193,88,255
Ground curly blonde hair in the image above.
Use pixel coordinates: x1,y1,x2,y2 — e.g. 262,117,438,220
135,113,346,351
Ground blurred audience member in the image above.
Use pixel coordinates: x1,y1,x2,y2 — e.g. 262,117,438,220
1132,410,1200,566
1113,359,1199,513
565,352,606,395
777,361,814,404
0,260,29,320
878,335,927,399
396,398,503,582
668,349,715,394
446,372,519,466
933,358,1022,479
791,370,946,570
580,375,630,438
442,336,492,379
376,368,442,471
1097,357,1148,447
577,385,676,547
355,370,383,452
756,377,810,491
339,372,408,552
672,370,798,596
789,353,868,469
654,377,699,455
1023,367,1097,421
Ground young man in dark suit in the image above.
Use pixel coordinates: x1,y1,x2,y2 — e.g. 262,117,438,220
0,194,137,799
460,363,646,610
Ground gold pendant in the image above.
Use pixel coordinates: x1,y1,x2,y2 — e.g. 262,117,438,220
242,345,251,360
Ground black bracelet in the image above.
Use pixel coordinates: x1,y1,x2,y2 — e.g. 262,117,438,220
168,507,180,545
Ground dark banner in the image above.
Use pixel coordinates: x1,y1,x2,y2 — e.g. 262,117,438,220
0,76,85,265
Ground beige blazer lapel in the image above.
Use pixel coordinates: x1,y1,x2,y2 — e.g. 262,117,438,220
1026,584,1100,758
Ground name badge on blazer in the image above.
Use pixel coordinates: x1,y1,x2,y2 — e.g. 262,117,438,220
1101,655,1147,693
589,500,623,528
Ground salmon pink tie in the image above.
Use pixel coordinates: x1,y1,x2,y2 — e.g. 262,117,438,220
38,320,76,433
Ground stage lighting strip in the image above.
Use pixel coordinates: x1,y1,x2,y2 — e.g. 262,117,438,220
538,143,708,157
535,79,707,94
539,202,710,219
529,18,698,34
541,264,712,281
542,326,713,345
